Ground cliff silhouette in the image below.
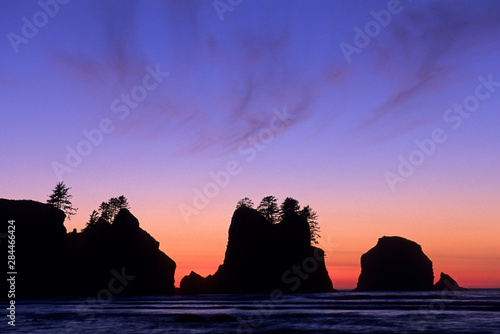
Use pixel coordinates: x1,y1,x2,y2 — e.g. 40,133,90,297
65,208,176,296
1,199,176,298
180,206,334,294
1,199,66,299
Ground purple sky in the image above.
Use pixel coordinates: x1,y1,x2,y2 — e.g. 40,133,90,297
1,0,500,288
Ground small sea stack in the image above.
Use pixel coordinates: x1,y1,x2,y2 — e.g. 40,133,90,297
434,272,466,291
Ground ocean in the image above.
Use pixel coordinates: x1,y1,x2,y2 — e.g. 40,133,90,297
2,289,499,333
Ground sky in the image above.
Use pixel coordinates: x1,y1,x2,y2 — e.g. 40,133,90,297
1,0,500,289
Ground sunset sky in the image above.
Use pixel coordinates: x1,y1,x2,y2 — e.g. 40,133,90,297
1,0,499,289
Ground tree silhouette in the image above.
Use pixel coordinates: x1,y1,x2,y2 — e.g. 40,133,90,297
89,210,99,224
98,195,130,222
300,205,320,244
240,195,321,244
236,197,254,209
83,210,99,232
279,197,300,220
98,201,112,222
257,196,279,223
47,181,78,220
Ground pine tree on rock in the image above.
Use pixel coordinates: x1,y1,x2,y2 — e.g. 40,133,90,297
300,205,320,245
83,210,100,232
47,181,78,220
257,195,279,223
236,197,254,209
98,195,130,222
279,197,300,220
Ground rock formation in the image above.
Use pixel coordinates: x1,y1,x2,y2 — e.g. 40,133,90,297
433,272,466,291
180,206,334,294
1,199,176,298
0,199,67,298
179,271,215,295
65,209,176,296
355,236,434,291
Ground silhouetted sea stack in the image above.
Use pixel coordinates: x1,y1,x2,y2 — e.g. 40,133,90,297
180,271,215,295
1,199,176,298
434,272,466,291
180,206,334,294
0,199,67,298
65,208,176,296
355,236,434,291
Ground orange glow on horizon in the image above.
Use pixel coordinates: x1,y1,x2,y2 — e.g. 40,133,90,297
65,195,500,290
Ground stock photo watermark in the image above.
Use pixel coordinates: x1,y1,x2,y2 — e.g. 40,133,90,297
401,281,461,334
51,64,169,181
213,0,243,22
385,74,499,191
7,0,70,54
340,0,407,64
178,106,297,223
6,220,16,327
64,267,135,333
230,248,328,334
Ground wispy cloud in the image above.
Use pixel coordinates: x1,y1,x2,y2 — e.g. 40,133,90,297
353,1,500,139
43,0,324,153
15,0,500,150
